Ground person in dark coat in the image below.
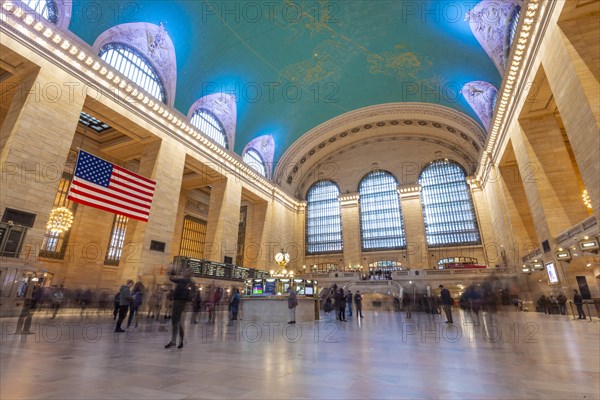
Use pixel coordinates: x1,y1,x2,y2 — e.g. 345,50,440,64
230,288,240,321
287,287,298,324
337,289,347,322
354,291,364,318
573,289,586,319
115,280,133,332
127,281,145,328
191,290,202,324
439,285,453,324
346,290,353,317
165,269,195,349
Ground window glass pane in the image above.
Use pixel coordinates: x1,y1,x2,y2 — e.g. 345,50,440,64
179,216,207,259
40,172,77,259
243,148,266,176
306,181,342,254
359,171,406,250
99,44,165,103
105,215,129,265
22,0,58,23
419,160,481,247
190,109,228,148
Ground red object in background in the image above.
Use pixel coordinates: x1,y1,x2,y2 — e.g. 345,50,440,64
445,263,487,269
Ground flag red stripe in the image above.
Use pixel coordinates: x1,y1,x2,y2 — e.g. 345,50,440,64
69,187,150,215
108,176,154,200
112,168,155,191
67,196,148,222
113,164,155,185
103,179,153,203
72,179,151,208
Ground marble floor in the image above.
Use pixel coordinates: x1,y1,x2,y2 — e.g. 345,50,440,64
1,308,599,400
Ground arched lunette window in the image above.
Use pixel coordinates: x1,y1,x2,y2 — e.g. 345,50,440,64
306,181,342,254
99,43,166,103
190,109,228,149
22,0,58,23
419,160,481,247
243,148,266,177
359,170,406,251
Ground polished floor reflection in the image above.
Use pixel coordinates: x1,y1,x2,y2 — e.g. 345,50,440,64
1,308,599,399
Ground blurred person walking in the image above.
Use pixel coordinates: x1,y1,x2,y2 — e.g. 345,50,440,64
354,290,364,318
230,288,240,321
165,269,195,349
288,286,298,324
127,281,145,329
346,290,353,317
439,285,453,324
573,289,586,319
115,280,133,332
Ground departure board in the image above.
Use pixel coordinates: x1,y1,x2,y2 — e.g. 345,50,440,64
173,257,269,282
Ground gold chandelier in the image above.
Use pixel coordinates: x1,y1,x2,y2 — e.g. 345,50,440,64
582,190,592,209
47,207,74,233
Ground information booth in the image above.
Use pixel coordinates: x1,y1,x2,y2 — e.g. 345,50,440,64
242,278,320,323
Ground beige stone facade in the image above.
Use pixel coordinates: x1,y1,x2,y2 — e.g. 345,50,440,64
0,1,598,301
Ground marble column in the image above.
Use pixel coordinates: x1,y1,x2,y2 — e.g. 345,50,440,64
204,177,242,263
542,23,599,220
1,67,83,260
338,193,361,269
118,139,186,282
399,185,428,269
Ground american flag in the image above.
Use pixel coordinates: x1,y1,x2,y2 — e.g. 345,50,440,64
67,150,156,222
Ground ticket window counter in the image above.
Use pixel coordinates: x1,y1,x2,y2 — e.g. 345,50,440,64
0,266,50,317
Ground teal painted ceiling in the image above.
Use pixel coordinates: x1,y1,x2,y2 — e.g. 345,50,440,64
68,0,501,163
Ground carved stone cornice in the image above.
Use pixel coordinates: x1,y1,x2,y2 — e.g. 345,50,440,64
274,103,486,186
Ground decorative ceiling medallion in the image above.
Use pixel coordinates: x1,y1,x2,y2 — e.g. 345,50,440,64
287,176,293,184
364,124,372,129
351,128,360,133
390,120,399,125
418,121,428,126
447,127,456,133
403,120,413,125
340,132,348,137
460,133,469,140
318,142,326,148
328,137,337,142
376,122,386,127
308,149,316,155
300,157,306,164
292,166,299,173
432,123,442,128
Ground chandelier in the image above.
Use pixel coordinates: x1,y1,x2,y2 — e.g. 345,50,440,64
582,190,592,209
47,207,74,233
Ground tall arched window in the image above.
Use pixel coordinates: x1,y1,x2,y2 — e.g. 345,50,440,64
99,43,166,103
359,170,406,251
190,109,228,149
22,0,58,23
243,148,266,177
306,181,342,254
419,160,481,247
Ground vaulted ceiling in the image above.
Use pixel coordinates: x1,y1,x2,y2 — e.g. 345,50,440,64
67,0,507,164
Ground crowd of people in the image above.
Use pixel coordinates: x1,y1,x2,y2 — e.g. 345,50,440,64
14,272,592,344
322,284,364,321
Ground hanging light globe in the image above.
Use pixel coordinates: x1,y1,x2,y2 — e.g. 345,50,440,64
47,207,74,233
